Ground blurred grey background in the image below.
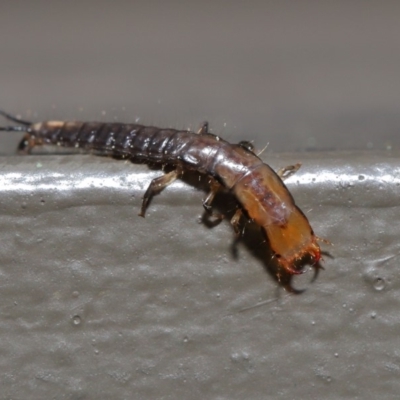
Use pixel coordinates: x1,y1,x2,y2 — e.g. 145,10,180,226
1,1,400,152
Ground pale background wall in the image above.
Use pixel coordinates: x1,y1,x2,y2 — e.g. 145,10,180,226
1,1,400,153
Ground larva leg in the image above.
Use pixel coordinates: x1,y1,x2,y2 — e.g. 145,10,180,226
139,168,181,217
197,121,209,135
277,163,301,181
230,208,243,236
203,178,224,221
238,140,255,153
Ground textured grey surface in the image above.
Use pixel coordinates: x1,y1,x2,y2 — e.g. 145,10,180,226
0,152,399,399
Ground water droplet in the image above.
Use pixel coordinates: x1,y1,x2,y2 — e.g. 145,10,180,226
72,291,79,298
371,311,377,319
373,277,385,291
334,353,339,358
358,175,365,181
72,315,82,326
183,336,189,343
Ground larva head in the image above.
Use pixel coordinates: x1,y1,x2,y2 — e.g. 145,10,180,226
264,207,321,275
231,163,322,275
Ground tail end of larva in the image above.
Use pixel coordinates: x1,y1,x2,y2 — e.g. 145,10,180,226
0,110,32,133
0,110,32,126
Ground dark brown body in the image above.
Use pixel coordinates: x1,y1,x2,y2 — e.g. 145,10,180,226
3,114,321,275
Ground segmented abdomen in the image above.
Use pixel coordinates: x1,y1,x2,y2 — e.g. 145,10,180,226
37,122,199,161
33,121,247,181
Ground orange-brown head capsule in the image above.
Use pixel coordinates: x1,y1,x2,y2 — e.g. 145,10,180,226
233,163,321,274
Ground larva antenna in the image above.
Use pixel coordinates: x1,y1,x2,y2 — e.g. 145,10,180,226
0,110,32,126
